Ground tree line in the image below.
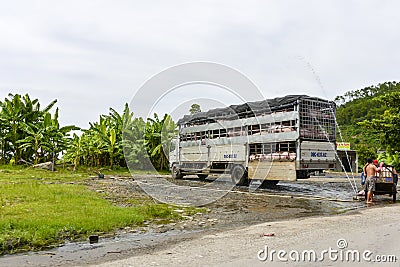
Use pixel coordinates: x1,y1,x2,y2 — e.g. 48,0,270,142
2,82,399,172
0,93,177,171
335,81,400,169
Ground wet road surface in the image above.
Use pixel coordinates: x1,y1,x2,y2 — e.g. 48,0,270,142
0,175,397,267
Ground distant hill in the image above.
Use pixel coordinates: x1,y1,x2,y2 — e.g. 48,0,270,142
334,81,400,168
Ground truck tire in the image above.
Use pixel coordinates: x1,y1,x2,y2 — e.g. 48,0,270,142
197,174,208,180
231,165,248,186
261,180,279,188
296,170,310,179
172,165,183,179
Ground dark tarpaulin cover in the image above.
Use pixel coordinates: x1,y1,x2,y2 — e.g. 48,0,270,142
178,95,329,125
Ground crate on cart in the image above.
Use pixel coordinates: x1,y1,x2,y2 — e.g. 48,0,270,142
372,165,398,202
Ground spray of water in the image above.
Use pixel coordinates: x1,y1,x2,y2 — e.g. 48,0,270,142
311,113,358,195
331,107,359,191
298,56,359,195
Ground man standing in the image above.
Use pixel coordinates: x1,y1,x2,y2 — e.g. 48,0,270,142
364,158,383,203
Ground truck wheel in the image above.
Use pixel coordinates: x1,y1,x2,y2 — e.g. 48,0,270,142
172,165,183,179
231,165,248,186
261,180,279,188
296,170,310,179
197,174,208,180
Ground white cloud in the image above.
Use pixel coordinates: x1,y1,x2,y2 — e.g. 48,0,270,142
0,0,399,127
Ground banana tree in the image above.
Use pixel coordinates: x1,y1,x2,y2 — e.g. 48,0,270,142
17,122,50,164
145,113,178,170
378,151,400,169
65,133,86,170
0,93,58,163
123,116,150,170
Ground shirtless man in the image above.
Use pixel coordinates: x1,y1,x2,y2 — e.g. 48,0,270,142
364,158,384,203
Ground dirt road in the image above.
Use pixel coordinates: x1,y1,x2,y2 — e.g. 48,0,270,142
98,204,400,267
0,175,397,266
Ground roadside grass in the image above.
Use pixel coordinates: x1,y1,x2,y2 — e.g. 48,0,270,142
0,165,195,255
0,164,171,183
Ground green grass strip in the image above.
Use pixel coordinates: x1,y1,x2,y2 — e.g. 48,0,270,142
0,180,178,254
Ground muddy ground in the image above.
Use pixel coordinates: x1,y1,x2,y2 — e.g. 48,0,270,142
1,174,394,267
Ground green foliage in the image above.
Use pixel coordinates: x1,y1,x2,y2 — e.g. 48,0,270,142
1,93,177,171
144,113,178,171
335,82,400,125
359,91,400,163
334,81,399,104
189,103,201,114
377,151,400,169
123,116,150,169
63,104,132,169
335,81,400,168
62,103,178,171
0,94,77,165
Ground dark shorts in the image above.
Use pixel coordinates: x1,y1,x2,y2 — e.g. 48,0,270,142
365,176,376,192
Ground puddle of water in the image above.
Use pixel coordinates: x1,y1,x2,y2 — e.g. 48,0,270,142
0,228,203,267
270,181,356,200
57,228,200,253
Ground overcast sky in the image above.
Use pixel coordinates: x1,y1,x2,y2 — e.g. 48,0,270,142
1,0,399,127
